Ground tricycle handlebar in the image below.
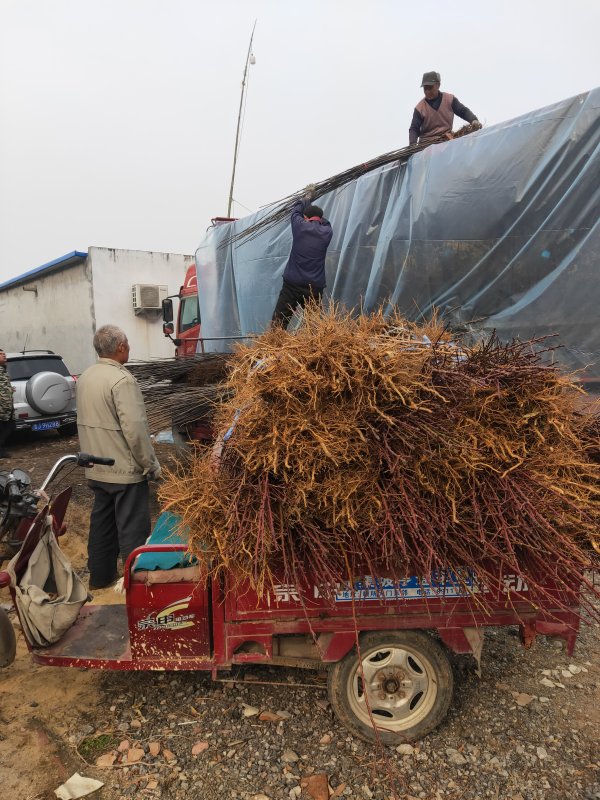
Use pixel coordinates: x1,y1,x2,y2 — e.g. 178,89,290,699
39,453,116,493
76,453,116,468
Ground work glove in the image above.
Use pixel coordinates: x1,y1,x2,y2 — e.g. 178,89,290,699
471,120,482,130
149,466,162,481
303,183,317,202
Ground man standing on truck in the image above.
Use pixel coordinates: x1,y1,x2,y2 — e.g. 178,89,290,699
272,184,333,329
409,71,481,144
76,325,161,589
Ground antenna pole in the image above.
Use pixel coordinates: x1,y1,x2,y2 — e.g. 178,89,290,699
227,20,256,218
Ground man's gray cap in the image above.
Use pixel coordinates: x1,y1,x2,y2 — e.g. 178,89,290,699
421,71,441,86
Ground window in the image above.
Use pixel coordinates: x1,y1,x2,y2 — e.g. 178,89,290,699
7,357,70,381
179,296,200,333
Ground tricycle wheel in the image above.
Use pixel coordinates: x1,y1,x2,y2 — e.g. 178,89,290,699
0,607,16,668
328,630,453,744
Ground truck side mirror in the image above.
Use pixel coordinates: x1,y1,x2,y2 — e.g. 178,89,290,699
162,298,174,323
163,321,175,336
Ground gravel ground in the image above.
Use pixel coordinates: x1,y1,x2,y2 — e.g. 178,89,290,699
2,433,599,800
63,614,599,800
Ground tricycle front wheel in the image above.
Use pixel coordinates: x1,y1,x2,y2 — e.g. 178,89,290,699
328,630,453,745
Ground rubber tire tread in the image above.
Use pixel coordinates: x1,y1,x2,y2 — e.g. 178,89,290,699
327,630,453,745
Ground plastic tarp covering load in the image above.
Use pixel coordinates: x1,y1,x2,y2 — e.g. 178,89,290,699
196,88,600,378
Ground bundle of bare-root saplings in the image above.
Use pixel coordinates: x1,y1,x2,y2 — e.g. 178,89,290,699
160,306,600,616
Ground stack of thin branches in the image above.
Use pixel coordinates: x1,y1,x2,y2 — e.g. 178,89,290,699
226,123,480,246
128,353,231,386
160,306,600,615
141,383,229,433
128,354,232,433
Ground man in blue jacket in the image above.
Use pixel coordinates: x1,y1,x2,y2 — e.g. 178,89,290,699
272,185,333,329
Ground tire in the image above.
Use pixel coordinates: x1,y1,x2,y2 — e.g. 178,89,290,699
25,371,71,415
58,423,78,438
328,630,453,745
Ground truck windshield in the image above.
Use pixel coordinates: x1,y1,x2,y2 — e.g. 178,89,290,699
179,296,200,333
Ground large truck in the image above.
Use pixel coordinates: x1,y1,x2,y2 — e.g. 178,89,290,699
162,90,600,446
194,90,600,382
162,217,236,357
160,217,236,445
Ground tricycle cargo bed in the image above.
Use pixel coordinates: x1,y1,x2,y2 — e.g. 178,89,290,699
31,544,581,669
14,541,582,745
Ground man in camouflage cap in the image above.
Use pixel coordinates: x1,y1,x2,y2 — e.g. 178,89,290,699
0,349,15,459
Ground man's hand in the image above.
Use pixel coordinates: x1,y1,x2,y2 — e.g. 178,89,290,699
471,120,482,130
303,183,316,202
149,466,162,481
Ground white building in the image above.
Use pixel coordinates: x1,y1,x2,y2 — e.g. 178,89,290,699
0,247,194,374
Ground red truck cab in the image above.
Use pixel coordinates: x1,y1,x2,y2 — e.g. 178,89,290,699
163,264,200,357
162,218,236,358
161,218,236,445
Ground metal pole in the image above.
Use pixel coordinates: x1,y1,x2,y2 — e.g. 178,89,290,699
227,21,256,217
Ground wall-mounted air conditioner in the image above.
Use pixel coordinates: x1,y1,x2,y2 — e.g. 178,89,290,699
132,284,168,311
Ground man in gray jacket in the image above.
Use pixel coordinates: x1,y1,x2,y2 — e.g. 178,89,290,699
77,325,161,589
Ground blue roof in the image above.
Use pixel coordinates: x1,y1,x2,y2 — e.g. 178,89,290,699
0,250,88,291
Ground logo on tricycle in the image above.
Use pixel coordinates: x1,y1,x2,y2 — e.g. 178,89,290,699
136,596,197,631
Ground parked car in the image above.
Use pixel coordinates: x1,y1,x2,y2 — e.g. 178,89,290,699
5,351,77,437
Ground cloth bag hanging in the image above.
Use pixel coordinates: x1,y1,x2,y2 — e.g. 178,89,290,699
7,516,89,647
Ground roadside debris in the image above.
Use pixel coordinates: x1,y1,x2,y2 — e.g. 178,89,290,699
54,772,104,800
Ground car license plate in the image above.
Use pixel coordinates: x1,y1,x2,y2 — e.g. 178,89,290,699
31,420,61,431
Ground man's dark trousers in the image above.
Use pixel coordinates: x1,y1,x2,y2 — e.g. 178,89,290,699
88,479,151,587
272,280,323,329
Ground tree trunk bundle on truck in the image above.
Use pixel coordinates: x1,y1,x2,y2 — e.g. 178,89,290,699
128,354,232,433
159,306,600,617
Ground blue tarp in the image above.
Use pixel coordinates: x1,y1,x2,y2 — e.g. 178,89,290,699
196,88,600,379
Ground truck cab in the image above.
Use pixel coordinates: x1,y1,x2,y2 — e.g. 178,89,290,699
162,218,237,358
163,264,200,357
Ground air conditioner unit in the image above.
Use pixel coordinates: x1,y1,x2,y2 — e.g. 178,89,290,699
132,284,168,311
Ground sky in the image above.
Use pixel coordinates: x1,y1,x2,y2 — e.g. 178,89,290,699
0,0,599,284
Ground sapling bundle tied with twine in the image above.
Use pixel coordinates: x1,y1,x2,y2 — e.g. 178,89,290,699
160,306,600,615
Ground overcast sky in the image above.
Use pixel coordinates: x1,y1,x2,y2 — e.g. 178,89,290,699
0,0,598,284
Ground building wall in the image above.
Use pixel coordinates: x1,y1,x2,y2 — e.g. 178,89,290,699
89,247,194,365
0,260,96,374
0,247,194,375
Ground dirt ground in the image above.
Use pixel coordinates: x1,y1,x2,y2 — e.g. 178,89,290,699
0,432,599,800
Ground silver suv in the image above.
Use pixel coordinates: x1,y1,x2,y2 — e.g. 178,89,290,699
6,351,77,436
